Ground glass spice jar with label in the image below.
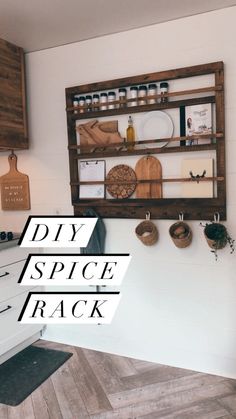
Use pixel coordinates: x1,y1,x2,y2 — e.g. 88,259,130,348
92,94,99,111
160,82,169,103
73,96,79,114
138,85,147,105
108,91,116,109
85,95,92,111
78,96,85,113
148,84,157,104
119,88,127,108
129,86,138,107
100,93,108,110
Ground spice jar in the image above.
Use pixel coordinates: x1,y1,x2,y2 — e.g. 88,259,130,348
138,85,147,105
78,96,85,113
160,82,169,103
129,86,138,107
100,93,108,110
119,88,127,108
108,91,116,109
85,95,92,112
73,96,79,114
92,94,99,111
148,84,157,104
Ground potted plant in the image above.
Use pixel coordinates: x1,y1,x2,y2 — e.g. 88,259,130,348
201,218,235,260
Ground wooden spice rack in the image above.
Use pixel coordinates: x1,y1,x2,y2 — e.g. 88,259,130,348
65,61,226,220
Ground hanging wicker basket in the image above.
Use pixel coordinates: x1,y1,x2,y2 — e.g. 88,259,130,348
204,222,227,250
135,220,158,246
169,221,192,248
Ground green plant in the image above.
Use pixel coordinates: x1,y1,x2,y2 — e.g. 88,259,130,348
200,222,235,261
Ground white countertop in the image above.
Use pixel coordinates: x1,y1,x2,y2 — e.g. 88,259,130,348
0,235,21,251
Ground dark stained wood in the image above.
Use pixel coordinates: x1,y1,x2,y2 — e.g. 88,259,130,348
72,143,217,160
215,68,226,220
71,176,224,186
70,96,216,121
66,86,220,113
65,61,226,220
73,197,226,220
2,339,236,418
66,91,79,202
0,38,28,150
69,132,222,151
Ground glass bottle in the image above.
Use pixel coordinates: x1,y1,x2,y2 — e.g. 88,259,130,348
78,96,85,113
119,88,127,108
92,94,99,111
126,116,135,151
160,82,169,103
148,83,157,104
100,93,108,110
73,96,79,114
138,85,147,105
108,91,116,109
129,86,138,107
85,95,92,112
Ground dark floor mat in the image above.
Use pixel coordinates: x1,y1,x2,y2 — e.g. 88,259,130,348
0,344,72,406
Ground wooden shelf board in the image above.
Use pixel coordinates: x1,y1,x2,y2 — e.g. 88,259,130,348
72,198,226,220
73,144,217,160
69,96,216,121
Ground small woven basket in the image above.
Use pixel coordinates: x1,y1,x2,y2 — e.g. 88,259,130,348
169,221,192,248
204,223,227,250
135,220,158,246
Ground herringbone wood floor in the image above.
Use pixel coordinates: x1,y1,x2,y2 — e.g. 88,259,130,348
0,339,236,418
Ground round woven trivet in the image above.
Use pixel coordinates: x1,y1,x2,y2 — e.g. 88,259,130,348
106,164,136,199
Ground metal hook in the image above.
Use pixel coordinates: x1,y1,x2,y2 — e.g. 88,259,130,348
189,170,206,184
214,212,220,223
179,212,184,221
146,211,151,220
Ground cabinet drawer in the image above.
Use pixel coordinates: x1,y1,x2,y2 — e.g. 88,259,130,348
0,292,43,357
0,246,30,266
0,260,32,302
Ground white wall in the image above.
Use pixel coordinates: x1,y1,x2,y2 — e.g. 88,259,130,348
0,7,236,378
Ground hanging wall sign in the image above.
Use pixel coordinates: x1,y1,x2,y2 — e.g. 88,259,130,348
0,153,30,210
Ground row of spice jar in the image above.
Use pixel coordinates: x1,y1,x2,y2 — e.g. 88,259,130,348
73,82,169,113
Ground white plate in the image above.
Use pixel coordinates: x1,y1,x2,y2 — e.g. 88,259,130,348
138,111,174,148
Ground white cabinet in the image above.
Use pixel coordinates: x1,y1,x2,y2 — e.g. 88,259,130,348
0,244,44,365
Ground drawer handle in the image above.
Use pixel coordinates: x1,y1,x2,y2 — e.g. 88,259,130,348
0,305,12,314
0,272,9,278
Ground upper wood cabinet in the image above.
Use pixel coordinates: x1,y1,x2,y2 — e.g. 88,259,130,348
0,38,28,151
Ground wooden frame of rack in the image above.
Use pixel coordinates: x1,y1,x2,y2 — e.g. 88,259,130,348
65,61,226,220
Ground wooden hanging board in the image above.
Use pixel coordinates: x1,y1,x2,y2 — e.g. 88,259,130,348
135,156,162,198
0,153,30,210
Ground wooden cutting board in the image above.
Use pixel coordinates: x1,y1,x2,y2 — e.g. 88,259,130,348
77,119,123,150
135,156,162,198
0,153,30,210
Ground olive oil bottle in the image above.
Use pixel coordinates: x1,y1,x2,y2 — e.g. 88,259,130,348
126,115,135,151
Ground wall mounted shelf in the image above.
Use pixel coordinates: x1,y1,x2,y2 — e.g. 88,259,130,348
65,61,226,220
